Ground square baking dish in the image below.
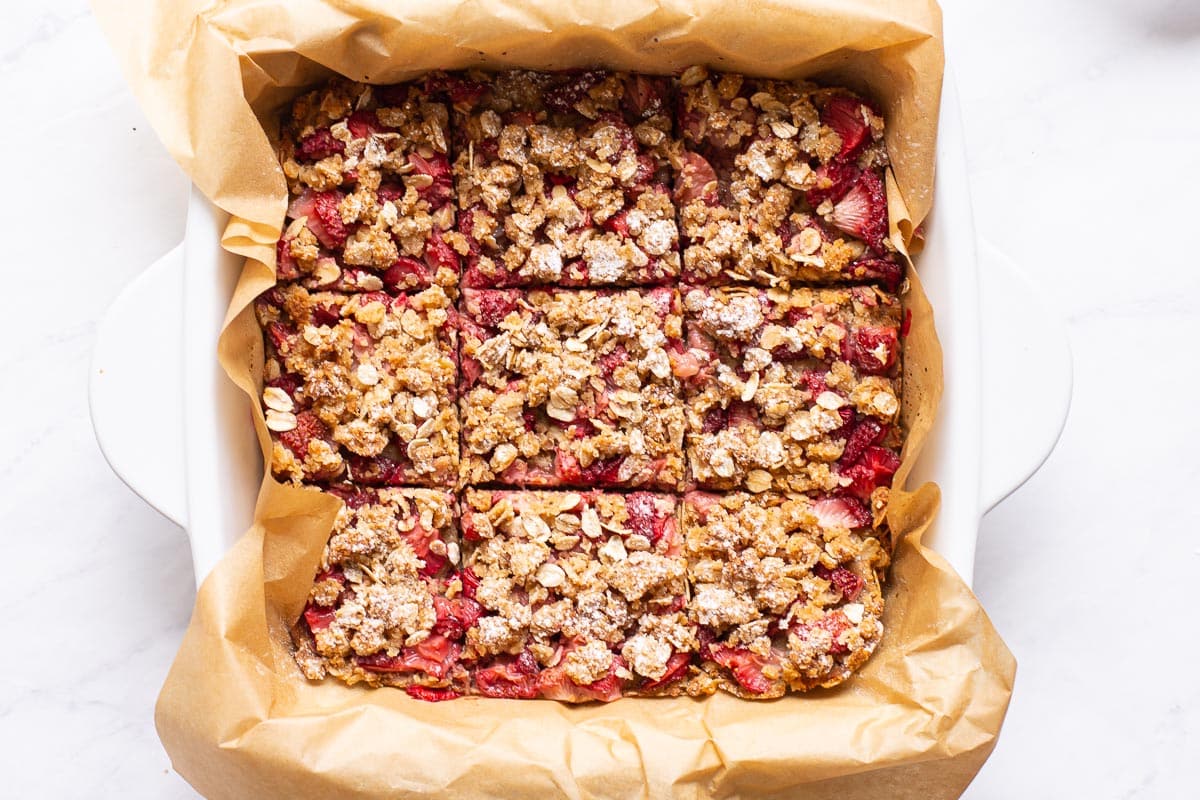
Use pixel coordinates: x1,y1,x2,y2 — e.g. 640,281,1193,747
89,72,1071,589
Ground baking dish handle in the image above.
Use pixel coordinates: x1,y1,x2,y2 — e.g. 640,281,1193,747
89,245,188,527
977,239,1072,513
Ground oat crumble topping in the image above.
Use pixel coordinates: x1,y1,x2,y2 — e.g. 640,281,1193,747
266,68,909,703
682,491,888,695
256,283,459,486
446,70,681,288
676,69,901,288
459,287,687,490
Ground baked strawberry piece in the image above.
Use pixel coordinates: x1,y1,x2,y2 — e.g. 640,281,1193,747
292,487,470,693
458,489,696,700
681,491,887,697
255,284,459,486
680,284,903,501
459,286,687,490
276,79,460,294
444,70,680,287
675,67,901,288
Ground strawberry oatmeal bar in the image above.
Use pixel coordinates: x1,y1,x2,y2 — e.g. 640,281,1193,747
457,489,697,700
256,284,459,487
276,79,460,295
679,284,904,501
292,487,470,699
675,67,902,288
263,68,912,703
682,491,888,697
446,70,681,288
458,286,687,490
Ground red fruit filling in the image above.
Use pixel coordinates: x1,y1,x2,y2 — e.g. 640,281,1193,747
625,492,668,545
708,644,773,695
296,128,345,161
839,446,901,500
640,652,691,691
815,565,865,602
356,634,461,680
304,190,348,249
543,70,608,114
383,257,430,292
674,152,719,205
469,290,520,328
432,595,484,641
346,109,382,139
806,161,860,206
843,325,899,375
811,496,872,530
405,685,462,702
821,96,872,160
839,418,887,468
278,411,330,458
303,604,337,631
474,657,541,699
831,170,888,253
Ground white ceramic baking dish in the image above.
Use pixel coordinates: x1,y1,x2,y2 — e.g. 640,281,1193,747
89,75,1072,589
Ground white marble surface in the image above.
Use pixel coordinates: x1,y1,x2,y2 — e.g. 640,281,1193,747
2,1,1196,797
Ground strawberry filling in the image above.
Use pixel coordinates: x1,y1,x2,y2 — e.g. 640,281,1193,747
432,595,484,640
278,411,331,459
458,568,481,600
474,655,541,699
296,128,345,161
708,644,773,695
640,652,691,691
815,564,865,602
405,685,462,703
303,604,337,631
839,418,887,467
536,656,626,703
831,170,888,253
346,109,383,139
811,496,872,530
839,446,901,500
821,96,872,160
843,325,899,375
543,69,608,114
674,152,719,205
383,257,431,292
806,161,860,206
466,289,520,328
356,634,461,680
625,492,668,546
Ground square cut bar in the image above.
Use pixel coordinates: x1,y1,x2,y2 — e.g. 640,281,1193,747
675,68,902,288
682,491,888,697
276,78,460,295
292,487,470,698
680,284,903,500
445,70,681,287
458,489,696,701
459,286,687,490
256,284,459,487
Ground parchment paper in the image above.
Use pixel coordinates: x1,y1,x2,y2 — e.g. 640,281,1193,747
91,1,1016,797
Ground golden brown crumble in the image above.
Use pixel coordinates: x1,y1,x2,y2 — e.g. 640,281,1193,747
459,287,687,490
276,78,459,294
682,491,888,696
273,68,909,702
676,68,900,288
680,284,903,498
256,284,459,486
291,488,466,690
460,489,697,698
448,70,680,287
